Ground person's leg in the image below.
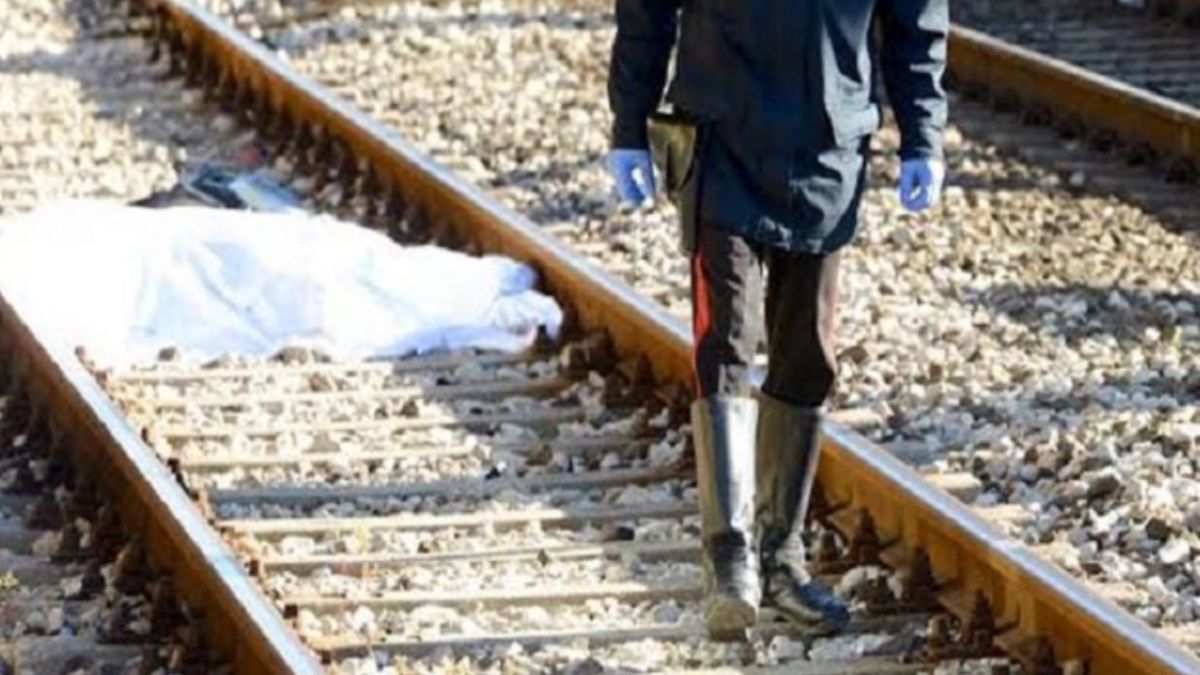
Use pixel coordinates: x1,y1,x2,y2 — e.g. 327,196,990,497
689,221,765,639
755,249,849,632
762,249,840,405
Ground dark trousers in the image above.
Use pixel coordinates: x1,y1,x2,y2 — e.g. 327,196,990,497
690,222,841,407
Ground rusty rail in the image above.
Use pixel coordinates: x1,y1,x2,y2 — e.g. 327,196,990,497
120,1,1200,673
0,298,322,672
948,24,1200,169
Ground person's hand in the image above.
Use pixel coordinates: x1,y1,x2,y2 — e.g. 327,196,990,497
606,149,656,206
897,158,945,212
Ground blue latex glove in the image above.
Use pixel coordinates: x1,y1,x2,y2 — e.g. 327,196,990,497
606,149,656,206
898,158,945,212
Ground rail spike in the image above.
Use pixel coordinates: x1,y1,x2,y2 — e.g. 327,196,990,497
1032,637,1063,675
964,590,997,653
93,503,126,563
902,548,939,611
151,576,186,637
849,509,882,567
114,539,150,596
812,529,843,572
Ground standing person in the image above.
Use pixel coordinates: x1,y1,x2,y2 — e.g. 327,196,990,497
606,1,948,639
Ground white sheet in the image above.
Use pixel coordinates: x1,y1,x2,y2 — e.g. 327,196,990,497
0,200,562,367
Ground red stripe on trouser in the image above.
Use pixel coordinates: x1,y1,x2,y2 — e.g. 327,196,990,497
690,245,710,397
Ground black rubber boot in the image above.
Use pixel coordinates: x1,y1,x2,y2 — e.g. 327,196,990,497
691,396,761,640
756,394,850,633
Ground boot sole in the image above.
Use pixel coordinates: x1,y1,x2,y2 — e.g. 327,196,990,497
705,594,758,642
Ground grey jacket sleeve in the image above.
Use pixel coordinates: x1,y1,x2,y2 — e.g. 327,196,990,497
879,0,949,160
608,0,680,149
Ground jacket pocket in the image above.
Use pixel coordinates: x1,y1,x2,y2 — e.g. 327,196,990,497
648,111,700,204
648,111,708,254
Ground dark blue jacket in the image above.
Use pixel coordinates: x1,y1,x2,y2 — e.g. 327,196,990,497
609,0,949,252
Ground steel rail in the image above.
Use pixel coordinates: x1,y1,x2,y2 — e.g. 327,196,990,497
13,1,1183,673
0,300,322,672
948,24,1200,169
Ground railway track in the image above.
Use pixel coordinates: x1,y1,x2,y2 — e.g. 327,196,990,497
191,0,1200,658
0,0,1198,673
949,0,1200,202
0,370,225,673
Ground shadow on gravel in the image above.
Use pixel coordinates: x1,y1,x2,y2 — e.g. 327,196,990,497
484,155,609,223
971,282,1200,346
0,2,245,206
872,280,1200,460
265,7,611,61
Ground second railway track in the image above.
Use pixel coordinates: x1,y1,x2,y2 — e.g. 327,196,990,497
1,0,1200,673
